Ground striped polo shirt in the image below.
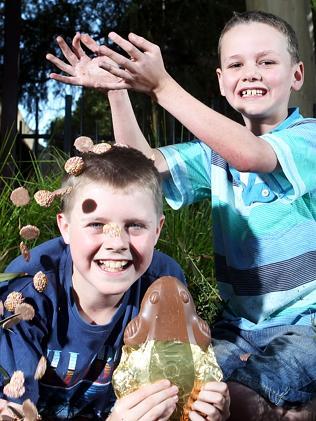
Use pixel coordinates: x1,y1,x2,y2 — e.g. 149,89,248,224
159,108,316,330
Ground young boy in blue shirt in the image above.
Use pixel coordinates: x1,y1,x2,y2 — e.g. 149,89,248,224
46,10,316,419
0,147,229,420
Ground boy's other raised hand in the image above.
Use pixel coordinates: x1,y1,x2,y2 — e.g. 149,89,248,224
189,382,230,421
46,33,123,91
108,379,178,421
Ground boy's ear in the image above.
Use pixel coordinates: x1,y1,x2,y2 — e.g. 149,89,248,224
291,61,304,92
154,214,165,245
216,68,225,96
56,213,70,244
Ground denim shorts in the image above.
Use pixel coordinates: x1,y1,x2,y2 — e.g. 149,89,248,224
212,321,316,406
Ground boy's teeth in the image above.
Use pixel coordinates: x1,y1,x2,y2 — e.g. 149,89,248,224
242,89,264,97
99,260,129,271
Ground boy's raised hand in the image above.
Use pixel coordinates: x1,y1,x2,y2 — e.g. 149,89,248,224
46,33,122,90
189,382,230,421
82,32,171,96
108,380,178,421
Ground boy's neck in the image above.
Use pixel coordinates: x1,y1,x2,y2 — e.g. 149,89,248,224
243,109,290,136
72,287,124,325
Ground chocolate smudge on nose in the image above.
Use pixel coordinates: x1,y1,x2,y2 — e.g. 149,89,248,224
82,199,97,213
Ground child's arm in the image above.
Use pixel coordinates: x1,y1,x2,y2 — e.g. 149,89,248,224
189,382,230,421
107,380,178,421
46,34,169,175
90,32,278,174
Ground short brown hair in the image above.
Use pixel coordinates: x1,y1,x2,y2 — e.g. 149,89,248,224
218,10,300,65
60,146,163,216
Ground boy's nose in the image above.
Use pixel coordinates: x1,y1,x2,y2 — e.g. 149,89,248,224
242,66,262,82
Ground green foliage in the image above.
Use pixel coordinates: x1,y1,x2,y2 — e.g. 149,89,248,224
0,148,66,272
158,200,221,324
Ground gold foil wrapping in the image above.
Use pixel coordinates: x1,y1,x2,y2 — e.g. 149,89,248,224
112,340,223,420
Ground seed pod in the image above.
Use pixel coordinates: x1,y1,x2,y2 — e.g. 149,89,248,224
33,271,48,293
10,187,30,207
91,143,112,154
34,356,47,380
4,291,24,312
3,371,25,399
34,190,55,207
64,156,85,176
103,223,121,238
19,225,40,241
20,241,31,262
15,303,35,321
22,399,39,421
74,136,94,153
53,186,73,198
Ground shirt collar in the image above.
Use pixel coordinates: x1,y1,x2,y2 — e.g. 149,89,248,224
271,107,302,133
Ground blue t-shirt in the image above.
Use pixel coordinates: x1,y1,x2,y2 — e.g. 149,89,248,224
159,108,316,330
0,237,185,419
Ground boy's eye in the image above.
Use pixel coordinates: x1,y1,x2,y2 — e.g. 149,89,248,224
127,222,145,232
227,62,242,69
259,60,275,66
88,222,104,229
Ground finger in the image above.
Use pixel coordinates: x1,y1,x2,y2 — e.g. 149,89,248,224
203,382,229,397
128,32,160,54
97,60,133,82
108,32,143,61
80,33,100,54
135,390,178,420
198,390,227,411
55,36,79,66
49,72,81,86
191,400,220,419
72,32,86,58
46,53,74,75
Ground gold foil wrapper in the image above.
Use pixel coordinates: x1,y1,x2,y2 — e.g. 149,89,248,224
112,340,223,420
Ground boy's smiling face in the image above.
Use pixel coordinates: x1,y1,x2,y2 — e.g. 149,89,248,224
57,181,164,309
216,22,303,129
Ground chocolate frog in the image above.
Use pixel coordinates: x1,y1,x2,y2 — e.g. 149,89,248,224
113,277,223,420
124,276,211,349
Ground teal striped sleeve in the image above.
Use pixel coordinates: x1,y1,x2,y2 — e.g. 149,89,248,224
262,122,316,201
158,141,212,209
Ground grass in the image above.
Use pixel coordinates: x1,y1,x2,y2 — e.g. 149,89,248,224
0,146,221,324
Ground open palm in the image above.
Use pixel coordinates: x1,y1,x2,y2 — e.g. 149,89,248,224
46,33,122,90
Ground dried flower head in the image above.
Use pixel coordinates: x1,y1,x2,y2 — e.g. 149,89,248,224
0,300,4,316
15,303,35,321
10,187,30,207
19,225,40,241
4,291,24,312
20,241,31,262
64,156,85,176
103,223,122,238
53,186,73,198
91,143,112,154
34,190,55,208
74,136,94,153
3,371,25,399
33,271,48,293
22,398,40,421
34,356,47,380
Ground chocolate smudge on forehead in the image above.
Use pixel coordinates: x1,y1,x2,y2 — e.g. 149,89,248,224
82,199,97,213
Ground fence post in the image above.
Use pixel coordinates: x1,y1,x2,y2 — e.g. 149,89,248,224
64,95,72,154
